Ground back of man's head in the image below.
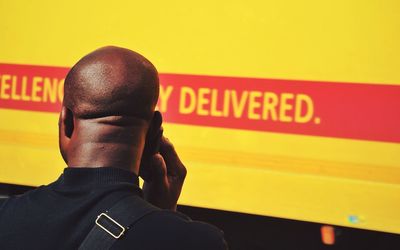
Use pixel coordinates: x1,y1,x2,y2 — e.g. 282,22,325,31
63,46,159,121
59,46,161,172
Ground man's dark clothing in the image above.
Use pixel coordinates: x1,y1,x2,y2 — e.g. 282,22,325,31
0,167,227,250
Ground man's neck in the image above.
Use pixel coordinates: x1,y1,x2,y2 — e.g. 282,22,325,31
66,121,147,175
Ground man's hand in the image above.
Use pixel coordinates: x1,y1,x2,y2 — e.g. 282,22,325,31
141,137,187,211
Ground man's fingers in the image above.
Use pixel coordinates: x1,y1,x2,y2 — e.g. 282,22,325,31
149,153,167,181
140,153,167,182
142,137,186,211
159,137,187,180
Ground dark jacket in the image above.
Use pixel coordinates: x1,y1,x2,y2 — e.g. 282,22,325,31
0,167,227,250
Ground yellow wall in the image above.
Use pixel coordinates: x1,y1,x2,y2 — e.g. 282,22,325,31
0,0,399,234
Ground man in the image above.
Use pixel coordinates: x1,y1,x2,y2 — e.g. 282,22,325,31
0,46,227,249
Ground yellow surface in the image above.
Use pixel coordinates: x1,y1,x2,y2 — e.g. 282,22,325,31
1,0,400,234
1,0,400,84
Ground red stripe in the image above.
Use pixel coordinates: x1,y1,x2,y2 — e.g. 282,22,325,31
0,63,68,113
1,63,399,143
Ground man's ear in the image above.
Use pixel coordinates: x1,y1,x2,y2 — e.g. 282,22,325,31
59,106,74,163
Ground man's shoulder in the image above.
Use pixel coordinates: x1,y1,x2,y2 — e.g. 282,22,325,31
0,185,53,217
145,209,224,235
0,197,7,209
114,209,227,250
0,185,47,204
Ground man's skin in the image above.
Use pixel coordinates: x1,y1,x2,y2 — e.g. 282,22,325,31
59,46,186,210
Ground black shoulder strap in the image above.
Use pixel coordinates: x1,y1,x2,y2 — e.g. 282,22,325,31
79,195,159,250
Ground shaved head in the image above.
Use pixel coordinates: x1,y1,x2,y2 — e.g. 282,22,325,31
63,46,159,120
59,46,162,171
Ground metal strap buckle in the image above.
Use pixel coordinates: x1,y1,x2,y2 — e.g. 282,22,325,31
95,213,125,239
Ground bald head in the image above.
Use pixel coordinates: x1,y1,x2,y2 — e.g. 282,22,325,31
63,46,159,121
